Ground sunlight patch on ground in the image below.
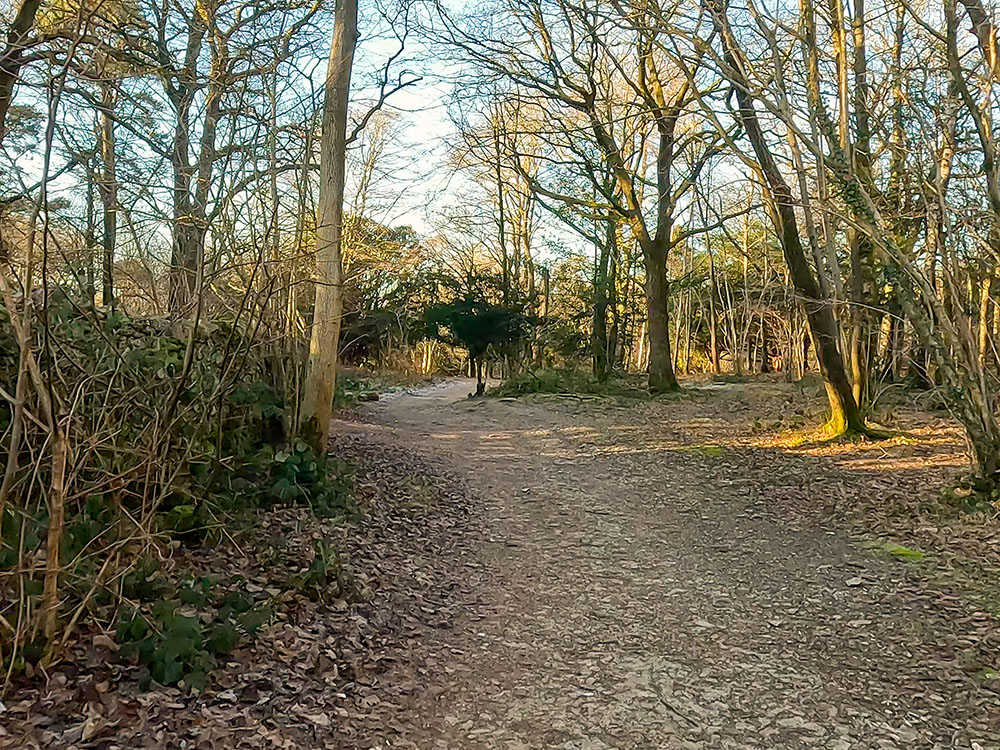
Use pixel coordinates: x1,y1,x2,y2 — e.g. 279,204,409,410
752,424,961,454
590,442,688,456
835,455,967,471
560,426,604,436
429,431,468,441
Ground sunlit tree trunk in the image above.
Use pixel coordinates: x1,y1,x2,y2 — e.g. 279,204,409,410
643,238,677,391
978,276,992,365
846,0,877,407
708,0,866,433
707,243,721,374
300,0,359,454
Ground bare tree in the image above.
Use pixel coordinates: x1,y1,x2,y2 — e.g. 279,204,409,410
300,0,359,453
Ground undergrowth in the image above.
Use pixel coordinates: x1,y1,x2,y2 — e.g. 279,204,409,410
0,298,354,688
333,370,433,406
491,368,657,399
111,537,350,692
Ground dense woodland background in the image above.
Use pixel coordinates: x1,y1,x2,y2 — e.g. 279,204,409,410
4,0,1000,689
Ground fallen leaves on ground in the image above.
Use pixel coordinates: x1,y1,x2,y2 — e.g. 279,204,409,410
1,432,482,750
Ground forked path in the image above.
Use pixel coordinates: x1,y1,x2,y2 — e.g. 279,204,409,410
344,379,998,749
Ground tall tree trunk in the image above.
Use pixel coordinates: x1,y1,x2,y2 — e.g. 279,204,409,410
300,0,358,454
84,164,96,300
910,205,942,388
167,7,224,318
708,0,866,433
165,11,207,315
707,245,721,374
644,239,678,391
760,318,771,374
879,303,902,382
492,118,511,305
98,83,117,310
42,428,68,641
646,116,682,391
636,319,647,372
608,232,620,369
586,97,682,391
993,294,1000,368
535,265,550,367
682,241,693,374
978,275,992,365
848,0,877,407
672,292,683,372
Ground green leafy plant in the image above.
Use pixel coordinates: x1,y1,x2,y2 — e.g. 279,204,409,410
178,575,216,607
288,540,347,602
267,442,355,518
116,577,274,692
122,559,168,602
117,602,214,691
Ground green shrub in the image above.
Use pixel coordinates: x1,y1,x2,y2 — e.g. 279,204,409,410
266,442,355,518
122,558,169,602
113,535,344,693
0,299,354,675
117,576,274,692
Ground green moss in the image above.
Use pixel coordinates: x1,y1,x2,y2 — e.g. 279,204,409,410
880,541,925,563
686,443,726,458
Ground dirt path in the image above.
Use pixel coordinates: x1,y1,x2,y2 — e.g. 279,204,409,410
336,378,999,750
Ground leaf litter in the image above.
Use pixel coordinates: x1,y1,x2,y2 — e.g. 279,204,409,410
4,376,1000,749
1,425,486,749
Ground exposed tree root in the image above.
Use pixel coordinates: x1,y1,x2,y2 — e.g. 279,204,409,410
822,420,895,443
647,380,682,395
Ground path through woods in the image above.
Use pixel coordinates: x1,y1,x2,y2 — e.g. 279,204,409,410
336,378,1000,749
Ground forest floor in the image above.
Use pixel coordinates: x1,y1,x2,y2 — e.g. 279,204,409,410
334,377,1000,749
6,376,1000,749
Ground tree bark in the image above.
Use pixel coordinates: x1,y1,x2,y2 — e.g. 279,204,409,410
97,83,117,310
978,275,992,365
300,0,359,454
166,5,222,317
583,85,683,391
760,318,772,374
879,303,902,382
707,244,721,374
42,428,68,641
0,0,42,146
848,0,877,407
707,0,865,432
644,238,678,391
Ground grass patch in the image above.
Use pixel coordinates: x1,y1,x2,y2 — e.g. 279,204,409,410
491,368,657,400
682,443,727,458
